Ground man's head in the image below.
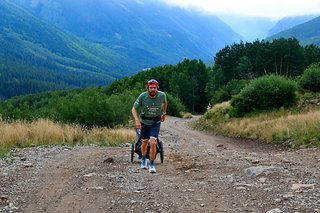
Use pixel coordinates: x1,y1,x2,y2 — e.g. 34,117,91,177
147,79,158,97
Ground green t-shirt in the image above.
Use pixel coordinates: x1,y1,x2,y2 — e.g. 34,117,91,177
133,91,167,125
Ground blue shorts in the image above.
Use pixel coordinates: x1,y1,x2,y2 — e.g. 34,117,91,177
141,122,161,140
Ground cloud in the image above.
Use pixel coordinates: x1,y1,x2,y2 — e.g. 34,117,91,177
157,0,320,19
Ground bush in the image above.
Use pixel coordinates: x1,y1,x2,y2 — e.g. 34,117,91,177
210,79,247,105
180,112,193,119
53,89,136,127
166,93,186,117
204,101,231,120
299,63,320,92
230,74,298,116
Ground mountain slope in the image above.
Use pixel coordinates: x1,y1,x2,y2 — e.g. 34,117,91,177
12,0,242,69
216,13,276,41
0,0,126,98
266,16,320,46
267,15,317,37
2,0,242,98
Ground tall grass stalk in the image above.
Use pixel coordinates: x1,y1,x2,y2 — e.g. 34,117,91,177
0,119,136,157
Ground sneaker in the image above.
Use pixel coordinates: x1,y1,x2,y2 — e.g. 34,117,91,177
149,164,157,173
140,159,147,169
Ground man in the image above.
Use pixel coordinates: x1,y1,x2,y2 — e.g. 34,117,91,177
131,79,167,173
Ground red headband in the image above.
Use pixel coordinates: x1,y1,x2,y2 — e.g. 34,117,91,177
147,79,158,87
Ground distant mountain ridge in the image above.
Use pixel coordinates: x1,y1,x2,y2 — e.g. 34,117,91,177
267,15,317,37
266,16,320,46
216,13,276,41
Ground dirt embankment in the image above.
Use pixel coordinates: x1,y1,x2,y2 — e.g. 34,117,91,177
1,116,319,213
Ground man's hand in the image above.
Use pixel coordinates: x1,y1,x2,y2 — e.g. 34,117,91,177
161,114,166,122
135,119,141,130
132,107,141,129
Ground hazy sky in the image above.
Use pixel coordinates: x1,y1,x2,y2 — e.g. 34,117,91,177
158,0,320,20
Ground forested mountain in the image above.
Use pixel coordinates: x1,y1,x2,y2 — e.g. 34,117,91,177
267,15,317,37
1,0,243,98
267,16,320,45
12,0,242,70
0,0,125,99
216,13,276,41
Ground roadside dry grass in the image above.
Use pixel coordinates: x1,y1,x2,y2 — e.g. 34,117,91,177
195,101,320,148
0,119,136,157
180,112,193,119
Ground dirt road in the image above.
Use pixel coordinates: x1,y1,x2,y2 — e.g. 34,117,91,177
1,116,319,212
